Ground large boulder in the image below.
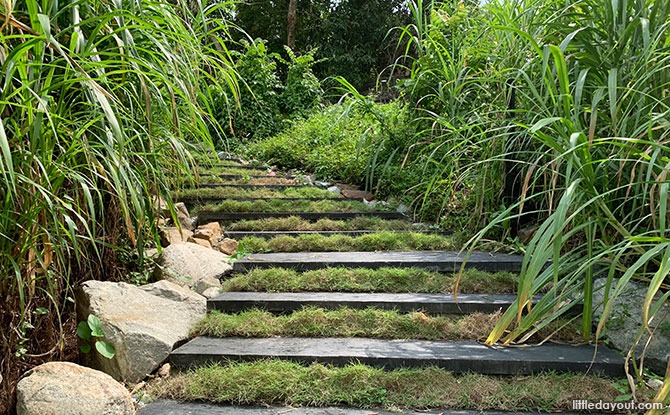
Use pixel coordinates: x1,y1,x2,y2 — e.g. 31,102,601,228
593,278,670,374
76,280,206,383
154,242,232,289
16,362,134,415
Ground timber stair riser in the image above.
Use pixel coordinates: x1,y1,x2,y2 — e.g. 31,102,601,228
233,251,524,273
170,337,624,377
207,292,583,316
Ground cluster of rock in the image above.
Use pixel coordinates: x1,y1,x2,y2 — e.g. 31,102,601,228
16,202,238,414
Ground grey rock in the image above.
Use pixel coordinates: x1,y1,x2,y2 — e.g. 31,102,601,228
326,185,341,194
76,280,206,383
647,378,664,391
195,275,221,296
593,278,670,374
174,202,194,231
217,151,231,160
140,280,206,315
16,361,134,415
314,181,331,188
202,287,221,299
154,242,232,289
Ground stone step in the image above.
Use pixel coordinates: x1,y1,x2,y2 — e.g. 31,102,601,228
197,211,407,224
233,251,523,272
207,292,545,315
170,336,624,376
138,401,591,415
223,230,449,239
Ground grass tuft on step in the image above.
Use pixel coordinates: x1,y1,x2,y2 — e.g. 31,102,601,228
227,216,425,231
149,360,641,411
192,308,581,343
194,199,388,213
174,187,343,200
222,267,519,294
239,232,454,252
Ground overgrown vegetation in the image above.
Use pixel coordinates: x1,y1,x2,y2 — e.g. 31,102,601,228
227,217,425,231
241,0,670,402
174,186,342,200
194,199,384,213
0,0,235,411
240,232,455,253
149,360,643,411
221,267,519,294
193,308,581,343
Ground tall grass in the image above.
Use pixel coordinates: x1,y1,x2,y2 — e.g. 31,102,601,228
0,0,236,411
392,0,670,404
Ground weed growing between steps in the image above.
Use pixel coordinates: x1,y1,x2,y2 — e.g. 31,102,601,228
222,268,519,294
174,187,342,200
149,360,646,411
198,176,297,185
197,167,270,176
194,199,388,214
239,232,454,253
192,308,581,343
227,217,423,231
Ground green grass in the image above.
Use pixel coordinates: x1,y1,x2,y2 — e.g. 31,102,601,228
239,232,455,252
149,360,639,411
194,199,387,213
198,167,271,176
222,267,519,294
174,187,342,199
227,216,425,231
198,175,297,185
193,308,581,343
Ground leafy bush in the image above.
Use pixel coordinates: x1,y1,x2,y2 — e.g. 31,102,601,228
246,100,413,186
229,39,283,140
280,47,324,118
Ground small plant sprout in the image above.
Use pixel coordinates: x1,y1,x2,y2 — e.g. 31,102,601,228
77,315,116,359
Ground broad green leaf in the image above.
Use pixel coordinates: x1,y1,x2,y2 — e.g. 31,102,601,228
76,321,91,340
95,341,116,359
87,315,104,337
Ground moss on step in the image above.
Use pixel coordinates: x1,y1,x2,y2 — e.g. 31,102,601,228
149,360,642,411
239,232,454,253
227,216,423,231
193,199,386,214
192,308,581,343
174,186,342,200
222,267,519,294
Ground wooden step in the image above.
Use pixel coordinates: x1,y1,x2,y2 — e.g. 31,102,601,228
232,251,524,272
170,336,624,376
207,292,547,315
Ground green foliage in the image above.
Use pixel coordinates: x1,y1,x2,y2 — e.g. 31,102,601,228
0,0,236,408
279,47,324,117
77,315,115,359
233,0,411,91
229,39,283,140
388,0,670,397
246,100,413,186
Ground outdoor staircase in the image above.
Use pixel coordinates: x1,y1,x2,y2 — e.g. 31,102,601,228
141,158,625,414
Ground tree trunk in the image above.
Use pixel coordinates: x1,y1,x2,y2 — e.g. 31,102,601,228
287,0,297,50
